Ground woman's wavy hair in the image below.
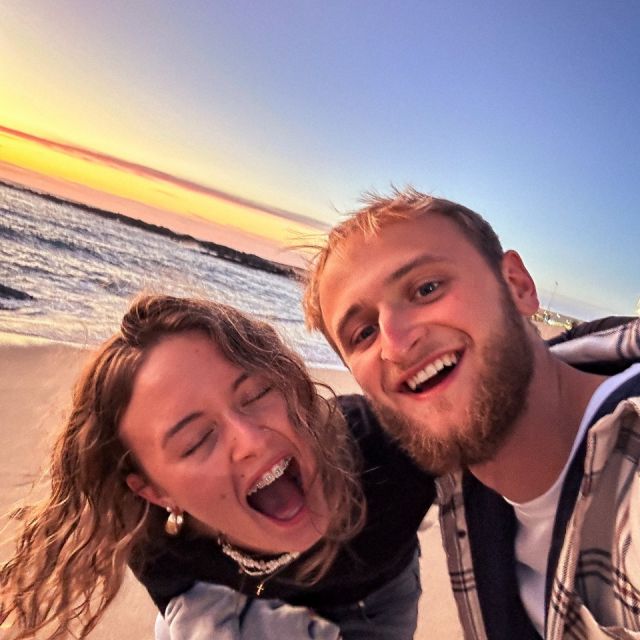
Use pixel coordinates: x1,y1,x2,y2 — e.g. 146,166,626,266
0,294,365,639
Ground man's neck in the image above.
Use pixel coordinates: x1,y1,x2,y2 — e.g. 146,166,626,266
469,344,607,503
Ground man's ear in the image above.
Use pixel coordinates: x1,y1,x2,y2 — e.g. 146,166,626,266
126,473,168,508
501,250,539,316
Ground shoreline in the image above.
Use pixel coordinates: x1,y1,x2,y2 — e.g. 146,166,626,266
0,330,87,348
0,318,566,348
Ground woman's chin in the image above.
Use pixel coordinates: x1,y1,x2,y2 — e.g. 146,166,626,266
261,519,326,555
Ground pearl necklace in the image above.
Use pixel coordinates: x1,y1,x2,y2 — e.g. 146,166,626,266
219,539,300,577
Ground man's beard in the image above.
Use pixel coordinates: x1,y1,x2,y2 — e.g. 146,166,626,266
371,291,535,476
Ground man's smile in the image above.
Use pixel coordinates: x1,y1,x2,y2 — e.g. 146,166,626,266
404,350,462,393
384,347,466,396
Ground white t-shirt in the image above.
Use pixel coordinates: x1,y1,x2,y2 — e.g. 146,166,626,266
506,363,640,635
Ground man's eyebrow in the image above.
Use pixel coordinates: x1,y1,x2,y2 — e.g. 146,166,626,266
162,412,204,448
335,303,364,349
383,253,447,286
334,253,447,346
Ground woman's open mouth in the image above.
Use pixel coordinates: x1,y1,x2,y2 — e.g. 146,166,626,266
246,457,306,522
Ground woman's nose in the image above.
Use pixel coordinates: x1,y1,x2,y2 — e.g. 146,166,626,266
226,414,269,463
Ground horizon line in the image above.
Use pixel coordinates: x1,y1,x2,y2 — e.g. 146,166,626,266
0,124,330,232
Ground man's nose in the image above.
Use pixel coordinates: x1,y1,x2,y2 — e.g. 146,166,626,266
379,306,423,364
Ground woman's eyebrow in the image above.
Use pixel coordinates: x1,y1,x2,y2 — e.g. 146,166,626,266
162,412,204,448
161,373,250,448
232,372,249,392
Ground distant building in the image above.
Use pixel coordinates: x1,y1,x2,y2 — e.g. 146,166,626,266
532,308,581,330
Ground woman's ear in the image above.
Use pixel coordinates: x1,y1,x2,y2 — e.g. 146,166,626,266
501,250,540,316
126,473,167,508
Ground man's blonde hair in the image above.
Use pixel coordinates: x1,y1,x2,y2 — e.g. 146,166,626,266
303,187,505,346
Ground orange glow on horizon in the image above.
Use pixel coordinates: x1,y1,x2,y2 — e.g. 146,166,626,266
0,128,325,247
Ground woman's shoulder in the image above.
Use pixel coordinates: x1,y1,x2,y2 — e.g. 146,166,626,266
333,394,386,443
334,393,435,479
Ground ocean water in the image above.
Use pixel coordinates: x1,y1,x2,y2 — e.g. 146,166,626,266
0,181,342,369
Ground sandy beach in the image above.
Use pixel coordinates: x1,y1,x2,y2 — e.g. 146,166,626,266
0,339,462,639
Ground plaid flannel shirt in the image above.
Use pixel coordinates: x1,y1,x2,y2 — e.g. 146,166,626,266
436,319,640,640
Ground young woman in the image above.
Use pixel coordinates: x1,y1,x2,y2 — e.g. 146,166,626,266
0,294,434,640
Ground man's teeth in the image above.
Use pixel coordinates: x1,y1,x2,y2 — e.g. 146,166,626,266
247,457,292,495
407,353,458,391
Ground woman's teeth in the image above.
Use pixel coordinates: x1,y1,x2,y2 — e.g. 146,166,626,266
407,352,458,391
247,457,292,495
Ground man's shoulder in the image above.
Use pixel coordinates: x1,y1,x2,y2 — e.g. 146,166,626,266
550,317,640,376
590,365,640,427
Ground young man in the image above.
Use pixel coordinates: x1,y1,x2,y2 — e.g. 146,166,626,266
304,188,640,639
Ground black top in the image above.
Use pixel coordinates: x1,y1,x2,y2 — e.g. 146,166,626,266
129,394,437,612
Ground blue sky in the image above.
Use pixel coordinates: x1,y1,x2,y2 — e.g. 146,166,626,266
2,0,639,318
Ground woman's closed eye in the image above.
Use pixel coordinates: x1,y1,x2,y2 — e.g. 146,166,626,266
241,384,273,407
181,429,214,458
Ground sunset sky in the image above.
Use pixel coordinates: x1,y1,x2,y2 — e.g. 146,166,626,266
1,1,639,318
